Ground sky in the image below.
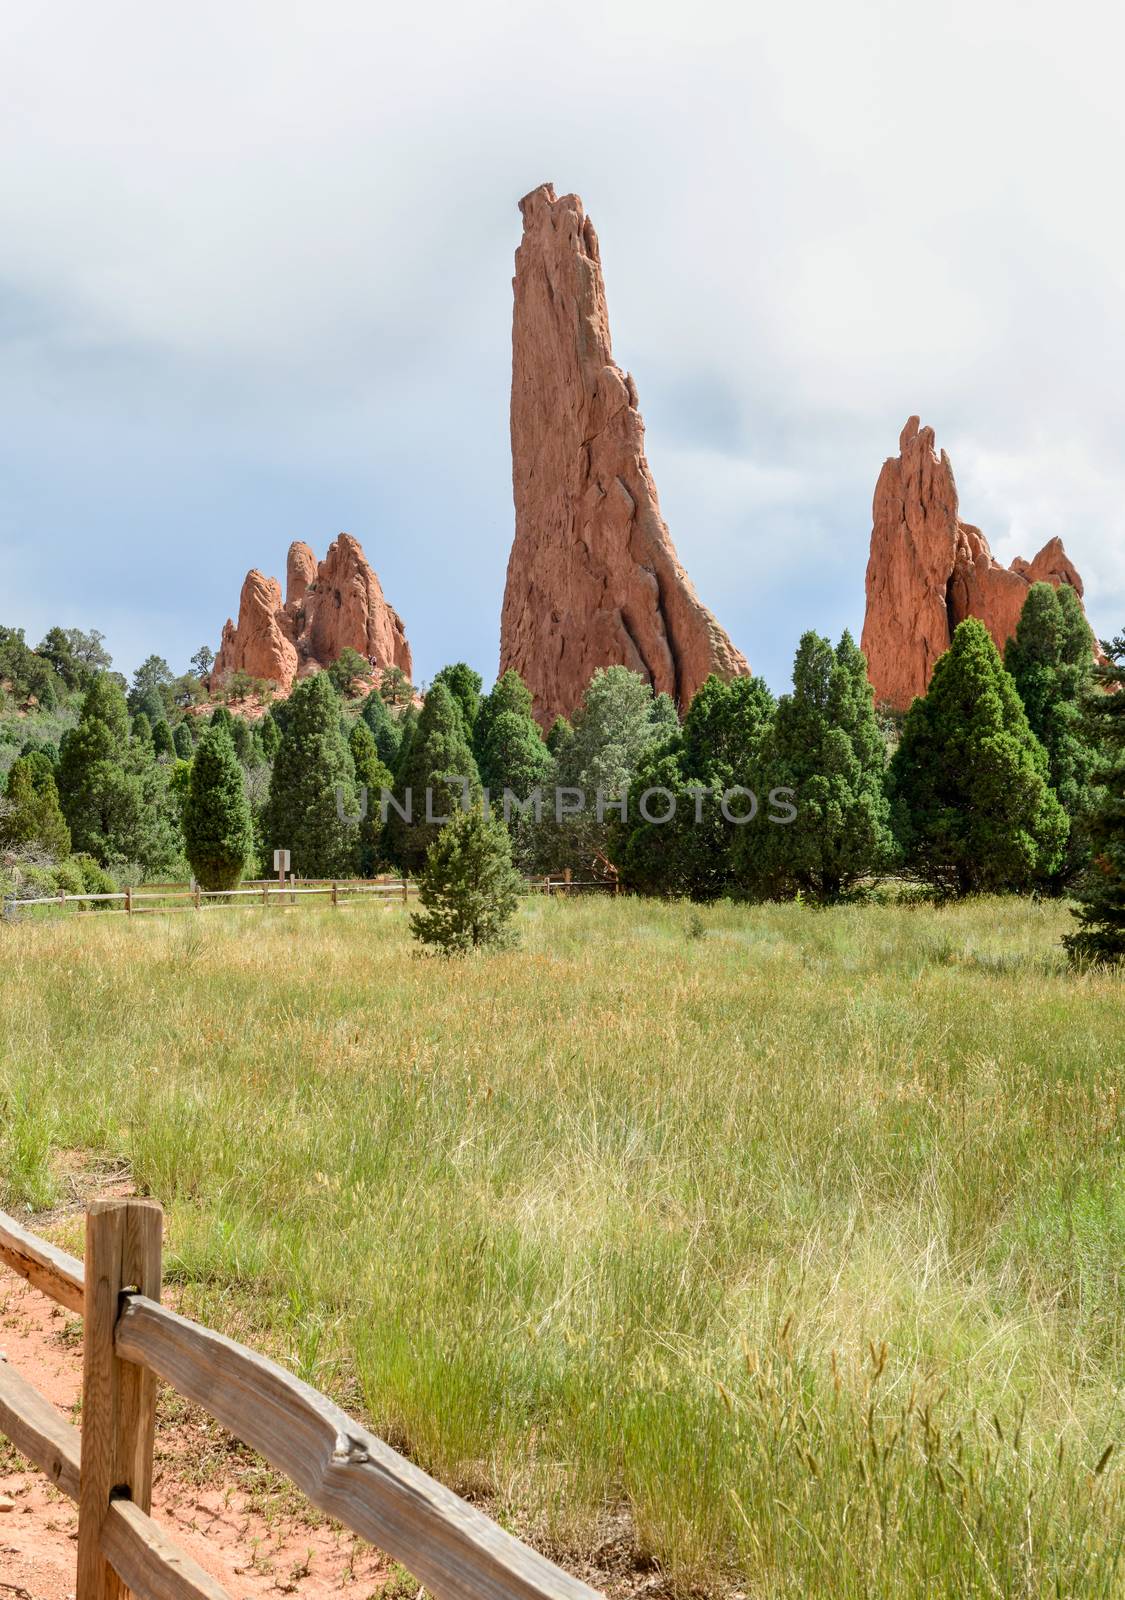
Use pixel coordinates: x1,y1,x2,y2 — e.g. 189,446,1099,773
2,0,1123,696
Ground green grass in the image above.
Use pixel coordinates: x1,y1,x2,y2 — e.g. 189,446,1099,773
1,895,1122,1596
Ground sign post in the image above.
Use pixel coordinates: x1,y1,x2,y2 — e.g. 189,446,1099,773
274,849,290,890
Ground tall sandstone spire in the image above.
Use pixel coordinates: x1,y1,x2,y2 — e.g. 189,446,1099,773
500,183,749,727
862,417,1097,710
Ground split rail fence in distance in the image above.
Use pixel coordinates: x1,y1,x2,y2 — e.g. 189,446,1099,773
0,1198,603,1600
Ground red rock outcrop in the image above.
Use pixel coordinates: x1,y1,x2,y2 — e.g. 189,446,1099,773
862,418,1096,709
500,183,749,727
212,535,411,693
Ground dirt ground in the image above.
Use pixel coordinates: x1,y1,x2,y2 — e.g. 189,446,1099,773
0,1266,392,1600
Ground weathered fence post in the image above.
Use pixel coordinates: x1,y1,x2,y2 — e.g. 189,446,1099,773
331,880,338,908
402,875,408,905
77,1197,163,1600
124,887,132,917
193,882,201,911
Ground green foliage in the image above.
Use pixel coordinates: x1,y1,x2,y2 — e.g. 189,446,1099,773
1065,631,1125,965
890,618,1067,895
738,632,895,901
386,682,481,873
431,662,482,734
1,756,71,857
1005,583,1099,887
55,675,179,873
152,718,176,758
410,805,522,954
545,716,572,756
259,711,282,762
128,655,174,717
327,647,371,697
172,722,194,760
0,626,63,707
131,712,153,746
539,667,682,874
474,671,550,805
182,723,254,891
263,673,358,877
190,645,215,680
360,688,402,770
625,674,776,899
348,720,393,876
36,626,110,691
379,665,412,707
209,706,234,733
69,853,118,896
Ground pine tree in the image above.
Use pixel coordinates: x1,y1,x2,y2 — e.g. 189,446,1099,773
731,633,893,900
890,618,1067,895
348,720,394,876
173,722,195,760
360,688,402,769
1005,582,1098,887
259,712,282,762
263,673,358,877
1,756,71,857
410,806,522,955
152,719,176,758
1065,631,1125,965
431,663,482,735
182,723,254,890
386,681,481,873
474,671,550,801
624,674,775,900
56,675,178,871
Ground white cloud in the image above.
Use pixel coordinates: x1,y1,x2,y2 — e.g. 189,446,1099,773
0,0,1122,685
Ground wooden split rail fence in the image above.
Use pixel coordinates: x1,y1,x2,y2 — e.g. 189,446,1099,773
0,1198,602,1600
6,876,416,917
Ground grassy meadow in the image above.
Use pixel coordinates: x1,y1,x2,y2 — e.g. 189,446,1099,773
0,894,1122,1597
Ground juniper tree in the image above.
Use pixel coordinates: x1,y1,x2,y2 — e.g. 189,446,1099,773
410,805,522,955
152,718,176,758
360,687,402,769
1065,630,1125,965
1004,582,1098,887
431,662,482,735
348,719,394,876
263,673,358,878
182,722,254,890
732,632,893,901
890,618,1067,895
172,722,195,760
624,674,776,900
386,681,481,873
0,756,71,858
474,671,550,802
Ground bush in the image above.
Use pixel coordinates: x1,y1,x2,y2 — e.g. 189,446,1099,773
410,806,522,955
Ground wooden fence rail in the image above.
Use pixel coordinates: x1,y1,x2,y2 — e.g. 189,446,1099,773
0,1200,601,1600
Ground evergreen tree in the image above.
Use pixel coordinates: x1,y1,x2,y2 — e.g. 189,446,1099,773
474,671,550,801
379,665,412,708
386,681,481,872
1065,631,1125,965
410,806,522,955
890,618,1067,895
131,712,153,746
327,647,370,697
1,756,71,857
128,655,174,716
360,687,402,769
16,750,59,793
545,716,573,757
1005,582,1098,887
348,720,394,876
624,674,776,900
263,674,358,877
152,718,176,758
209,706,234,733
229,717,254,765
539,667,680,875
259,711,282,762
737,632,895,901
431,662,482,735
393,704,420,781
182,723,254,890
172,722,195,760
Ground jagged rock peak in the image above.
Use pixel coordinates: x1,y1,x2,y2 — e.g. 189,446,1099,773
500,182,749,727
861,416,1096,709
212,534,411,693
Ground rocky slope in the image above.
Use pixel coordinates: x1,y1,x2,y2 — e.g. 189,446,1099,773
500,183,749,727
212,534,411,692
862,417,1096,709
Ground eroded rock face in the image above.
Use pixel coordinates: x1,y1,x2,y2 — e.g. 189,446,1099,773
212,535,411,692
500,183,749,727
862,418,1096,709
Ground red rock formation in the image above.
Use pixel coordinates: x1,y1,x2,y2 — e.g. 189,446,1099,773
862,418,1096,709
212,535,411,693
500,183,749,727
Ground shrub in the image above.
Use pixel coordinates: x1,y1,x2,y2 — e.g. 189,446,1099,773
410,806,522,955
